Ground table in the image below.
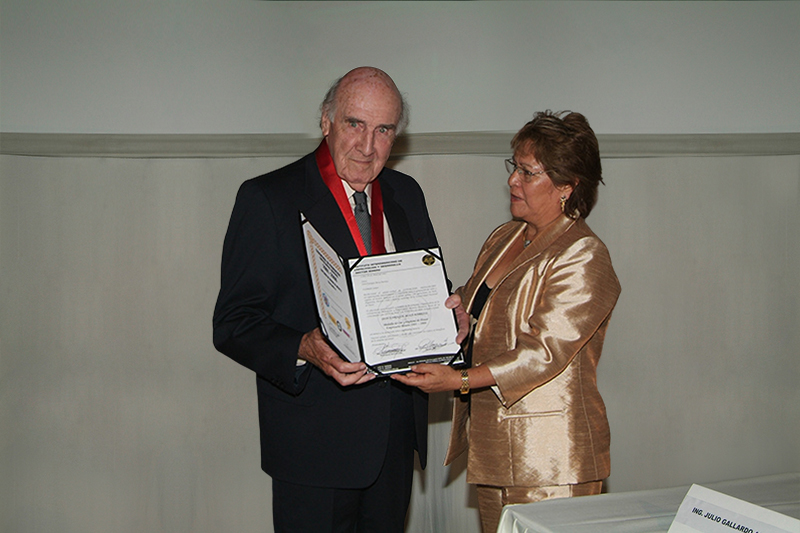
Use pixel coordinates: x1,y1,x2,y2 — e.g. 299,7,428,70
497,473,800,533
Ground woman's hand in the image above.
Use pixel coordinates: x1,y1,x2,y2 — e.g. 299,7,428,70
391,363,461,393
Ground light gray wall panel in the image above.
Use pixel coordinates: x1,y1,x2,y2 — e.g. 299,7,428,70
2,1,799,135
590,156,800,491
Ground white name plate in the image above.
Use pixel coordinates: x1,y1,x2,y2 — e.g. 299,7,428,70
668,484,799,533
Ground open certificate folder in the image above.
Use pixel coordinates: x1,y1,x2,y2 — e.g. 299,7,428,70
301,213,464,374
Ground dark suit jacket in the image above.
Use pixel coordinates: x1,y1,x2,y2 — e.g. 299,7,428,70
213,151,436,488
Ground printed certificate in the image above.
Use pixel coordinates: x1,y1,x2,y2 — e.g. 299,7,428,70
301,213,463,374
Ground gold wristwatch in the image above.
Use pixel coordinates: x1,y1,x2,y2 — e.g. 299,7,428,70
459,369,470,395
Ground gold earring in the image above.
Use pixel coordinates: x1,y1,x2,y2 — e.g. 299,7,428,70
560,196,567,213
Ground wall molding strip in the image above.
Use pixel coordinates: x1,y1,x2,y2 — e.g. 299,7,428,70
2,132,799,159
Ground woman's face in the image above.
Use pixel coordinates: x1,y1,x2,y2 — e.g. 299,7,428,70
507,151,572,230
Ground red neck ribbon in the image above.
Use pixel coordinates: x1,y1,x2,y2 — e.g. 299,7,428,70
315,140,385,256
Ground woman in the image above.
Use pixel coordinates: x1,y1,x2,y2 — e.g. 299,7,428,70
393,110,621,533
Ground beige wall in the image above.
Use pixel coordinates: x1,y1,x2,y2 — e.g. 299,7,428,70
2,150,798,532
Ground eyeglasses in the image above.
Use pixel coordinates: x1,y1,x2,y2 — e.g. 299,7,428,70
505,158,554,182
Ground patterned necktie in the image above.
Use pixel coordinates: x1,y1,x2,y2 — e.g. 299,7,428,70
353,191,371,254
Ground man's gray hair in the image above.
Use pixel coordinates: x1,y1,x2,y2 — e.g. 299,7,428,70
319,75,409,135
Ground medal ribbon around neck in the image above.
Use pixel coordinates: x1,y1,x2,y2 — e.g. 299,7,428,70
315,140,385,256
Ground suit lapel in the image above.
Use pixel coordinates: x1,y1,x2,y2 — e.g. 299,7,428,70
295,162,421,258
460,222,525,312
461,216,576,312
379,177,415,252
519,215,575,263
501,215,576,281
296,154,361,259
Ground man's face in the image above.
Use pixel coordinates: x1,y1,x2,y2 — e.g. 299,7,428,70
321,74,401,191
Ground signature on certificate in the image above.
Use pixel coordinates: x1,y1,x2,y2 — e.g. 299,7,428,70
375,343,408,357
416,338,450,352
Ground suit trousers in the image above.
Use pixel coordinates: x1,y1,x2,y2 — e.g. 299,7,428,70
272,381,416,533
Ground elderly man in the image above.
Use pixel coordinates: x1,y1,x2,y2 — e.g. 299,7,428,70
213,67,465,532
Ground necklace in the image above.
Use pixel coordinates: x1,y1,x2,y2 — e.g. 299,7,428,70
522,224,535,248
523,229,533,248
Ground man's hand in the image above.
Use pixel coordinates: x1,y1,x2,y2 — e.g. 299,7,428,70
298,328,375,386
446,294,470,344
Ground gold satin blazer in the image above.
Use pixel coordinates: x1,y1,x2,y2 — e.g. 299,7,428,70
445,215,621,488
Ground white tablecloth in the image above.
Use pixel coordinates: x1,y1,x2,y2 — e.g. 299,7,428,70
497,473,800,533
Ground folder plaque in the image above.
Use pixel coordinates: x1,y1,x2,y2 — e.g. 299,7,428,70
301,213,464,374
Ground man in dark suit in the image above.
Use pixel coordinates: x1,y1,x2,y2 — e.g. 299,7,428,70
213,67,466,532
